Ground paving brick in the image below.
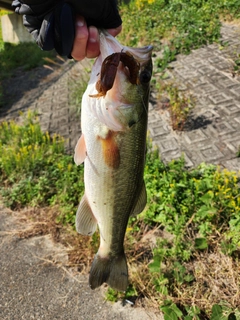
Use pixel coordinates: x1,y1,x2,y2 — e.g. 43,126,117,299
224,158,240,172
218,78,239,89
183,129,208,144
197,65,216,76
219,103,240,115
208,93,232,104
200,145,225,161
158,138,180,153
225,137,240,153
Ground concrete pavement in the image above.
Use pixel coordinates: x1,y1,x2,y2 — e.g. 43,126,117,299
0,207,161,320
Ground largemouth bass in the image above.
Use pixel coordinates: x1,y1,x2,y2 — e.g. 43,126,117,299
74,31,153,291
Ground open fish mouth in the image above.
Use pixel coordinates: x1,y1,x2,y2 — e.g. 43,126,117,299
87,45,153,132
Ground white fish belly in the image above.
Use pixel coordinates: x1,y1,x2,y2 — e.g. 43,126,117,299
82,102,146,257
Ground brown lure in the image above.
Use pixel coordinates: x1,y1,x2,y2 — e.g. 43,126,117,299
90,52,140,98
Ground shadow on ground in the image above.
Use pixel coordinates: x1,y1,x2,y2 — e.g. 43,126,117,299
184,115,213,131
0,60,73,119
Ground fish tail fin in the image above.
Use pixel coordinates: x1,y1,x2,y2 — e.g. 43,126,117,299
89,252,128,292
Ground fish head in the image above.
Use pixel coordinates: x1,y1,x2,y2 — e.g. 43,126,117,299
103,47,153,130
85,33,153,132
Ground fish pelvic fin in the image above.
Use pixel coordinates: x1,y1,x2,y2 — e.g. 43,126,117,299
75,194,97,236
89,253,128,292
74,134,87,165
131,181,147,216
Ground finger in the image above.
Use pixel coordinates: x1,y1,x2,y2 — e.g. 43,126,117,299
107,25,122,37
71,16,89,61
86,26,100,59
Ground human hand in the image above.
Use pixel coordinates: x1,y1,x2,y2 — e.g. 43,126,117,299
71,16,122,60
12,0,122,58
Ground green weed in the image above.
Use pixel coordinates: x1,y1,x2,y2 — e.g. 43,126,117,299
106,284,138,303
0,111,84,224
157,83,195,130
144,147,240,256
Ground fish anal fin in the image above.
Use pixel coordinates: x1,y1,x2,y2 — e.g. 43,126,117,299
89,253,128,292
132,182,147,216
75,194,97,236
74,134,87,165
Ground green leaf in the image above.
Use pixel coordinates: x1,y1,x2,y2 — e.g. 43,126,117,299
210,304,230,320
171,304,183,317
184,274,195,283
149,255,161,273
195,237,208,250
163,310,178,320
162,302,183,320
197,205,217,217
200,193,213,204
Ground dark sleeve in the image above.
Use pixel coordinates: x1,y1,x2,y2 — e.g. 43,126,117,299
12,0,122,56
66,0,122,29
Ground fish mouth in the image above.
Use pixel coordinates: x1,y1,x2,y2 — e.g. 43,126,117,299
124,45,153,64
100,29,153,64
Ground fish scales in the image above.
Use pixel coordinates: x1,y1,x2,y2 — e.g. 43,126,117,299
74,30,153,291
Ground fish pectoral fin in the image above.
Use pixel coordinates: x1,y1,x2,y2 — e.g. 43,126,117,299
131,182,147,216
75,194,97,236
89,252,128,292
74,134,87,165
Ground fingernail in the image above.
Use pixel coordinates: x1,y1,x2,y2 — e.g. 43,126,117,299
89,27,98,43
89,37,97,43
77,18,84,27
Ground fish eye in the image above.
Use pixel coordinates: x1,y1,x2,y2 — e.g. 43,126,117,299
139,70,151,83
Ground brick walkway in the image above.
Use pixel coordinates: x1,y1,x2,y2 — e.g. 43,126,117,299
149,23,240,171
1,23,240,171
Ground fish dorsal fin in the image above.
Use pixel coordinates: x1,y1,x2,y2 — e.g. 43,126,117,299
75,194,97,236
74,134,87,165
131,182,147,216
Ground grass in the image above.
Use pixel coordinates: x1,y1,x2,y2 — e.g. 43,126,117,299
0,111,84,225
118,0,240,72
0,113,239,319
